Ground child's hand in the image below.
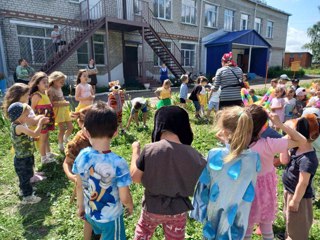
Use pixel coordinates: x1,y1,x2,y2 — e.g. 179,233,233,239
132,141,140,152
288,199,300,212
125,205,133,216
268,112,281,127
64,101,70,106
78,206,85,220
39,116,50,124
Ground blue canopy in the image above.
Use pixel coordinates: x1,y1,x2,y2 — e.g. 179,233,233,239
205,30,271,77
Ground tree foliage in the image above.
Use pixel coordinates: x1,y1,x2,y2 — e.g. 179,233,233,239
303,21,320,62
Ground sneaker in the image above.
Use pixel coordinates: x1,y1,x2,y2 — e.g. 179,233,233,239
21,195,41,204
30,174,47,183
41,156,56,164
46,152,59,158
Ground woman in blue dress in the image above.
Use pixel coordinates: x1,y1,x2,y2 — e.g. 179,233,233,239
159,63,169,84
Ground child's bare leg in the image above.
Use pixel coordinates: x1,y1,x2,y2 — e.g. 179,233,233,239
64,121,73,141
39,133,47,157
45,133,51,154
58,123,65,145
134,112,139,126
84,221,92,240
142,112,147,126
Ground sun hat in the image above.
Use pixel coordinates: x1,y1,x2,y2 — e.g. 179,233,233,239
8,102,27,122
295,87,306,96
48,71,67,84
280,74,290,81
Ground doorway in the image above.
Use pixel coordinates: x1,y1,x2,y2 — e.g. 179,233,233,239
123,46,138,86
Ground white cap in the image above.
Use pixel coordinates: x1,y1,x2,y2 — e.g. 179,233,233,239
296,87,306,96
280,74,290,80
302,107,320,119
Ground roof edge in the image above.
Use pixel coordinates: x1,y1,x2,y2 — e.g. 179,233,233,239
247,0,292,16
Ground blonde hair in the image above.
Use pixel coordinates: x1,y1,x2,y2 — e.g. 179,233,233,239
216,106,253,162
162,79,171,87
2,83,30,118
48,71,66,86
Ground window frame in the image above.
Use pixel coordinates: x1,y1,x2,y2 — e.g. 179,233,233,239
266,20,274,38
240,14,249,30
224,9,234,31
181,0,197,25
204,3,218,28
254,17,262,34
17,25,53,65
181,43,196,67
153,0,172,20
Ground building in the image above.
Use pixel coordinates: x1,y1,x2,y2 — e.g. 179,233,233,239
0,0,290,87
284,52,313,68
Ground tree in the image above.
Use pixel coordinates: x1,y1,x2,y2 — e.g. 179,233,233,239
303,21,320,62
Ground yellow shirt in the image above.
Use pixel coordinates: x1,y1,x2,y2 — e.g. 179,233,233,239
158,87,171,99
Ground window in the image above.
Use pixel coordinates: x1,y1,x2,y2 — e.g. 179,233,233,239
266,20,273,38
240,14,249,30
134,0,142,15
17,25,53,64
153,0,172,20
204,4,218,28
181,43,195,67
154,41,172,66
298,53,303,58
254,17,262,34
77,34,105,65
181,0,196,25
224,9,234,31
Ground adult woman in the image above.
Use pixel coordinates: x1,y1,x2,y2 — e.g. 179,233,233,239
159,63,168,85
86,58,98,93
212,52,243,109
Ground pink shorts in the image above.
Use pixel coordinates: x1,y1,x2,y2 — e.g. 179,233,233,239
134,209,187,240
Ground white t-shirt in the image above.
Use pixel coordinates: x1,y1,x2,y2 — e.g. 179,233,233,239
209,87,221,103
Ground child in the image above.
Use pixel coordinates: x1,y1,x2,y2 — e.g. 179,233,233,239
130,106,206,239
207,77,221,119
284,88,296,121
270,86,285,129
48,71,73,152
75,69,94,112
260,78,278,107
189,76,208,119
29,72,56,164
199,79,208,116
294,87,307,118
155,79,172,109
307,87,320,107
244,104,306,240
191,106,260,239
179,74,189,107
8,102,48,204
280,114,319,239
3,83,47,182
291,78,300,91
279,74,290,85
249,89,259,102
73,102,133,239
125,97,148,129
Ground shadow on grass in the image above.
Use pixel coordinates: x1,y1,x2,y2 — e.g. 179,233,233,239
18,157,68,239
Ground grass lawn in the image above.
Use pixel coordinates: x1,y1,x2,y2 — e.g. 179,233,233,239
1,98,320,240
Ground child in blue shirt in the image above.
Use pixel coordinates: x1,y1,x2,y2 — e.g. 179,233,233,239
179,74,189,106
73,101,133,240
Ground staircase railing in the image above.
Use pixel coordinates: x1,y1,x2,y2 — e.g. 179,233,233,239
41,0,105,72
141,4,185,71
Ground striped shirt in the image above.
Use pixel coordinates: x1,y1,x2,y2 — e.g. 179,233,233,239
213,66,243,102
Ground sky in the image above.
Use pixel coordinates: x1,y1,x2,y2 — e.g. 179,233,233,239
266,0,319,52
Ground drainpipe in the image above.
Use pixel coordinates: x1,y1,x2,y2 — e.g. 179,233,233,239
197,0,203,74
0,27,8,79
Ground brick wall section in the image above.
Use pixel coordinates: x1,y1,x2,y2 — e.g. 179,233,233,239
284,53,313,68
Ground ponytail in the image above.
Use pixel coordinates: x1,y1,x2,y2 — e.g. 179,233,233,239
216,106,253,163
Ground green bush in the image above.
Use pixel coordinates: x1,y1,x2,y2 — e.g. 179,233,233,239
268,66,305,78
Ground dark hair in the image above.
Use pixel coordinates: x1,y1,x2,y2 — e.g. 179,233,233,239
2,83,30,118
76,69,87,85
246,104,268,143
196,76,208,84
53,25,58,29
249,89,255,94
84,101,117,138
29,71,48,96
18,58,25,65
134,102,142,110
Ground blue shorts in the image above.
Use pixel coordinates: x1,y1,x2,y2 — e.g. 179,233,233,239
193,101,201,111
131,106,148,115
208,101,219,111
85,214,126,240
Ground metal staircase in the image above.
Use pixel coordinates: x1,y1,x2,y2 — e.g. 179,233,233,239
39,0,185,78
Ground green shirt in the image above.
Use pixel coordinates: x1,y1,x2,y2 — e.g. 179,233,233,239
10,123,35,158
16,65,34,81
